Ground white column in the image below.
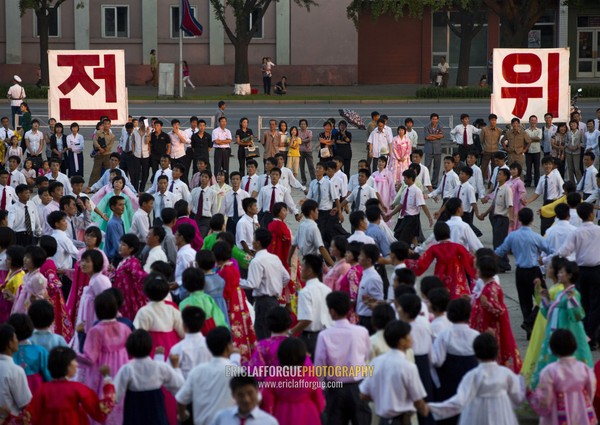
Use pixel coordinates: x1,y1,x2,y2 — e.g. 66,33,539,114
5,0,21,63
74,0,89,50
558,4,569,48
209,1,224,65
142,0,158,65
275,0,290,65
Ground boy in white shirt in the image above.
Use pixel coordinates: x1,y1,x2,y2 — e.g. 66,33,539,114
427,288,452,339
427,156,460,202
191,171,219,237
236,197,258,254
130,193,154,247
146,155,173,195
168,164,191,203
170,306,212,380
152,175,177,225
411,149,433,193
241,159,261,198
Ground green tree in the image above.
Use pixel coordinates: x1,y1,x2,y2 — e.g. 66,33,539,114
481,0,546,48
19,0,72,86
210,0,317,95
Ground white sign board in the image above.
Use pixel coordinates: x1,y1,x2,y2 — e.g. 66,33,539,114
491,48,570,123
48,50,128,125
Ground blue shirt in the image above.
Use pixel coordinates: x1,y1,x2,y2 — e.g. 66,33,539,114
105,216,124,260
90,167,137,193
495,226,548,268
366,223,391,257
13,343,51,381
29,330,67,353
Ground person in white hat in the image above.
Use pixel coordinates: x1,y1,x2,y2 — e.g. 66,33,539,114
7,75,26,128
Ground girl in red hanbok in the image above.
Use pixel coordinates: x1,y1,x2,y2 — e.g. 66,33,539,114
268,203,296,308
38,237,73,341
336,241,363,324
214,241,257,363
27,346,115,425
112,234,147,321
470,256,522,373
406,222,476,299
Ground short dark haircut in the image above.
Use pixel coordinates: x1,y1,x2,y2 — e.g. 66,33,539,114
6,245,25,268
267,307,292,333
48,346,77,379
161,207,177,224
444,197,462,215
301,199,318,217
372,303,396,331
346,241,363,262
459,166,473,177
365,206,381,222
157,175,169,184
541,156,555,165
7,313,34,341
143,273,170,301
119,233,140,255
361,244,380,265
349,211,366,229
577,202,595,221
212,241,232,262
584,151,596,161
473,333,498,360
105,287,125,310
109,195,125,209
70,175,85,185
326,291,351,316
59,195,76,211
394,268,416,286
15,184,29,195
389,241,408,261
277,337,307,367
493,151,506,160
209,214,225,231
396,294,421,319
254,228,272,249
182,267,205,292
149,225,166,243
81,249,104,273
433,221,450,241
126,329,154,358
384,320,412,349
358,168,371,178
302,254,323,280
0,324,16,353
446,297,472,323
0,228,14,250
420,276,444,298
176,223,196,244
139,193,154,207
402,169,416,181
554,203,570,220
195,249,216,271
94,291,118,320
550,328,578,357
150,261,173,281
47,210,67,229
428,287,451,314
518,207,534,225
206,326,232,356
25,245,47,269
174,199,189,217
566,192,581,209
477,256,498,279
230,375,258,393
242,197,256,213
181,306,206,333
28,300,55,329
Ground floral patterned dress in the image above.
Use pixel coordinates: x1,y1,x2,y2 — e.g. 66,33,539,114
335,264,362,324
470,280,522,373
389,135,412,181
40,259,73,342
268,219,295,306
112,256,147,321
217,261,257,363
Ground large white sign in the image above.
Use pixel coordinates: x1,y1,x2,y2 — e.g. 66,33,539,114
491,48,570,123
48,50,128,125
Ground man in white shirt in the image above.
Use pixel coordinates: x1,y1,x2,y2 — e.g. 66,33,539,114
181,116,199,182
130,193,154,246
175,327,237,425
0,116,15,144
144,226,168,273
288,200,334,267
86,153,136,194
348,159,376,194
130,118,151,192
274,153,306,193
405,117,419,148
168,164,191,204
288,254,332,358
7,75,25,128
146,155,173,195
347,211,376,244
411,149,434,193
46,157,73,195
367,118,392,172
427,156,460,202
466,151,486,199
579,151,598,199
168,119,190,172
242,228,290,340
241,159,261,198
190,171,218,237
152,175,177,225
212,116,232,184
221,171,248,236
542,203,576,264
256,167,301,227
487,152,510,191
60,195,91,249
170,306,212,379
542,113,558,157
0,324,32,419
8,184,41,246
47,210,78,273
526,156,564,235
42,181,64,235
341,168,378,213
24,119,44,170
357,244,384,334
0,170,17,212
450,113,482,160
236,198,258,254
6,156,26,190
174,223,197,299
118,122,136,180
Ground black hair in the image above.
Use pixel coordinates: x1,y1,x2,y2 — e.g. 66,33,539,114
402,169,417,181
206,326,232,356
566,192,581,209
194,250,215,272
326,291,351,316
120,234,140,255
150,261,173,281
346,241,363,262
554,203,570,220
183,267,205,292
254,228,272,249
473,333,498,360
267,307,292,333
15,184,29,195
0,324,16,353
433,221,450,241
81,249,104,273
331,236,347,257
0,228,14,250
28,300,55,329
365,206,381,222
176,223,196,244
104,287,125,310
25,245,47,269
396,294,421,320
277,337,306,367
6,245,25,268
213,241,232,262
139,193,154,207
383,320,411,349
358,168,371,178
161,207,177,225
361,244,380,265
395,285,416,297
577,202,595,221
349,211,366,229
301,199,318,217
559,260,580,284
109,195,125,209
242,197,257,213
428,287,451,314
47,210,67,229
550,329,578,357
126,329,154,358
389,241,409,261
477,256,498,279
230,375,258,393
372,303,396,331
143,273,170,301
518,208,534,226
509,162,523,175
7,313,34,341
181,306,206,333
209,214,225,231
444,198,462,216
394,268,416,286
149,225,166,243
302,254,323,280
174,199,189,217
94,291,119,320
446,297,472,323
48,346,77,379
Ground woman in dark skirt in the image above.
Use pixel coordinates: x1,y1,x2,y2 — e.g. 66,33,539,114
235,117,254,176
66,122,84,177
318,121,334,161
50,122,68,174
333,120,352,179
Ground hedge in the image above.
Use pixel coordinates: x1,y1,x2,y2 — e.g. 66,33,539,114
416,86,492,99
1,85,48,100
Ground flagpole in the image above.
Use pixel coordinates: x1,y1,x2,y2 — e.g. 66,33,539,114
179,26,184,98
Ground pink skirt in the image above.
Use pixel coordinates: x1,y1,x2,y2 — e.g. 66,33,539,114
26,373,43,395
149,330,181,425
0,297,13,323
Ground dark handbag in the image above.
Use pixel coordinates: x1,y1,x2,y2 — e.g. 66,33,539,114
244,144,260,158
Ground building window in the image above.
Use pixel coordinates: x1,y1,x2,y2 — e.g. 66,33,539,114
170,5,199,38
102,5,129,38
249,7,263,38
33,7,61,37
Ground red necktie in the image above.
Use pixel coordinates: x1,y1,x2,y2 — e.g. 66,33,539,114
463,126,468,148
401,187,409,217
441,174,447,196
7,173,11,187
239,417,246,425
269,186,276,212
0,188,6,210
245,177,251,192
264,175,269,186
197,190,204,216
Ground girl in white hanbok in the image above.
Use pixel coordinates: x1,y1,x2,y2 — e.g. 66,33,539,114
428,333,524,425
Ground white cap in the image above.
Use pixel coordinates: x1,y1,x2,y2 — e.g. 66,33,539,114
13,75,21,83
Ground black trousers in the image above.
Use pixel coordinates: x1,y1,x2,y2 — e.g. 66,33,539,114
15,231,33,247
254,295,279,340
213,148,231,182
358,315,375,335
492,215,510,271
317,210,350,249
263,76,272,94
394,214,420,245
226,216,238,237
150,155,161,177
120,151,135,178
515,266,543,329
195,216,211,238
129,157,150,192
579,266,600,338
300,331,320,360
376,263,390,301
59,275,72,301
257,211,273,229
180,149,194,184
237,147,247,176
525,152,541,186
540,199,556,236
324,382,371,425
462,210,482,237
299,151,316,184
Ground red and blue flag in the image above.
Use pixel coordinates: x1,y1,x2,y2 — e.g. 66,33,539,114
180,0,203,37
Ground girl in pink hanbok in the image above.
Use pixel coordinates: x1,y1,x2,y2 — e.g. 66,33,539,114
12,246,48,315
336,241,363,324
372,156,395,222
78,291,131,425
389,125,412,183
323,236,350,290
112,234,147,321
507,162,527,232
76,250,112,335
528,329,598,425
